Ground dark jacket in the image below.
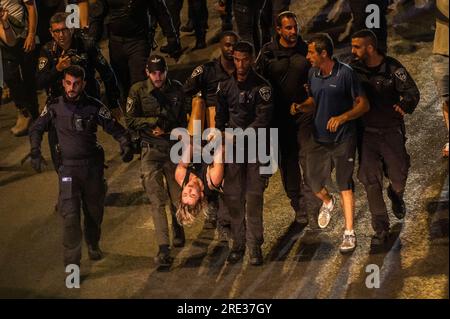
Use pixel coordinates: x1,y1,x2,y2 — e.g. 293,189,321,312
125,78,188,144
30,93,129,161
183,57,232,109
216,69,273,131
36,33,121,109
256,35,311,125
351,55,420,128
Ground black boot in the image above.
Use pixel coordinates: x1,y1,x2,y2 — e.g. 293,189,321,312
249,246,263,266
160,40,183,59
172,221,185,248
87,243,103,261
180,20,194,33
193,34,206,50
387,185,406,219
154,245,173,266
227,245,245,264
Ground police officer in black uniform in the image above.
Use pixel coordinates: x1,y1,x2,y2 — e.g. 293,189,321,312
29,65,133,268
37,12,121,113
256,11,321,227
350,30,420,245
216,41,273,266
37,12,121,171
183,30,239,234
99,0,180,101
125,55,187,267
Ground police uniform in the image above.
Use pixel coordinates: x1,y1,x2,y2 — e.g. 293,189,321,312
183,57,233,230
37,33,121,110
125,58,187,257
101,0,179,99
216,68,273,263
29,93,131,267
256,35,321,223
184,57,233,111
351,56,420,234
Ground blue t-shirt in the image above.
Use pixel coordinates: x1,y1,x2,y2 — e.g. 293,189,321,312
309,60,363,144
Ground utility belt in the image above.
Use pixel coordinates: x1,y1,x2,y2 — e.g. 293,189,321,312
61,146,105,167
364,125,404,135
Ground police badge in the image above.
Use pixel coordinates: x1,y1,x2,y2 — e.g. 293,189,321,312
99,106,112,119
38,57,48,71
259,86,272,102
394,68,408,82
126,97,134,114
191,66,204,78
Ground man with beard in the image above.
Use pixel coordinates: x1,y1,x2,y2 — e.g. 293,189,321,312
350,30,420,245
125,55,188,267
183,31,239,236
256,11,320,227
29,65,133,268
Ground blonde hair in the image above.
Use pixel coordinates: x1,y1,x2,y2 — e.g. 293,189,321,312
176,194,208,226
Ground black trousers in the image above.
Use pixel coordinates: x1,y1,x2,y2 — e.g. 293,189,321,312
222,161,269,249
276,116,320,216
221,0,233,31
1,39,39,118
233,0,266,53
108,35,150,103
358,127,410,232
58,163,106,266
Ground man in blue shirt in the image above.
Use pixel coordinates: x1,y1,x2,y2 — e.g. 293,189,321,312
291,33,369,253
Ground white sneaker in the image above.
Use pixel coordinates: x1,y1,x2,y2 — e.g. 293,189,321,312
340,230,357,253
318,195,335,229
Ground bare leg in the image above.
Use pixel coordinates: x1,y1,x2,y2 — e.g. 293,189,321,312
340,190,354,231
315,187,332,205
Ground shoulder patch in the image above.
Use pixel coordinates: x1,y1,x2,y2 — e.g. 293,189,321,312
98,106,112,120
259,86,272,102
126,97,135,114
38,57,48,71
40,105,48,117
191,66,204,78
394,68,408,82
97,54,107,65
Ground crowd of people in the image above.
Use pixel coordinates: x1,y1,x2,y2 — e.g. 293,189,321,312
0,1,447,271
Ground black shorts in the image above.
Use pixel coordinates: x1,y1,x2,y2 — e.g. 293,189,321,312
306,136,357,193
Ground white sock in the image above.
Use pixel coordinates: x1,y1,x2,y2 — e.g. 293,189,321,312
344,229,355,236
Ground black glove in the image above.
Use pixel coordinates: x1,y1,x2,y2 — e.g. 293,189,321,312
121,144,134,163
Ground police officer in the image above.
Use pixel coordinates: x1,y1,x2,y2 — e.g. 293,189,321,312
233,0,266,53
37,12,121,114
183,31,239,234
256,11,320,227
29,65,133,268
184,31,238,127
216,41,273,266
350,30,420,245
100,0,180,101
125,55,187,267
